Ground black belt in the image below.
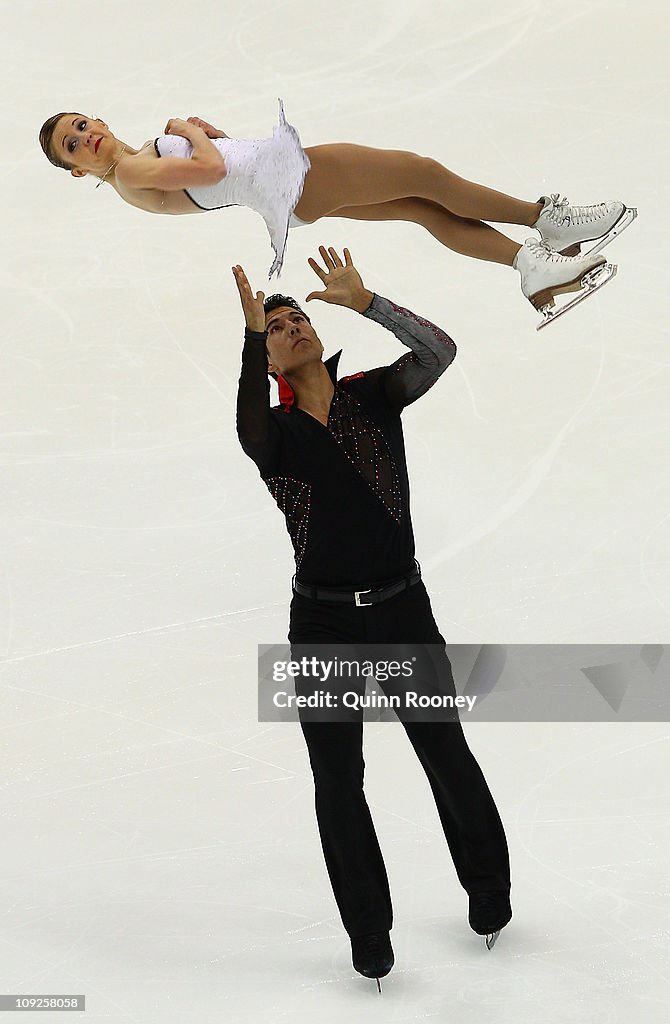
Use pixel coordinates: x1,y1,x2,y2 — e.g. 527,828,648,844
293,561,421,607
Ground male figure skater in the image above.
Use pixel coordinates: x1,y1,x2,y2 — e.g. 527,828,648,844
233,246,512,986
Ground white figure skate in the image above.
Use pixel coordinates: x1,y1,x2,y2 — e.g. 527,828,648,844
534,194,637,257
514,238,617,331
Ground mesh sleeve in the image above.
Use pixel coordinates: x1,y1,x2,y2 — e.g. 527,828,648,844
362,294,457,412
236,329,281,473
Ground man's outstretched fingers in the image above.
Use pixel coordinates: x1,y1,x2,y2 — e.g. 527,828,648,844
308,257,328,281
318,245,336,270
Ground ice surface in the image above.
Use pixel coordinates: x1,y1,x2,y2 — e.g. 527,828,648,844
2,1,668,1020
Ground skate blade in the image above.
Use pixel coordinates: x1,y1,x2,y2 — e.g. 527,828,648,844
536,262,618,331
486,930,501,950
530,256,607,311
376,977,382,994
572,207,638,258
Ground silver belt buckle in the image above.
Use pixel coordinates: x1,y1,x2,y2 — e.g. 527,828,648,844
354,588,372,607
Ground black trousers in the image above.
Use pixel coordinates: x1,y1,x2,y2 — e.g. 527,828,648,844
288,579,511,938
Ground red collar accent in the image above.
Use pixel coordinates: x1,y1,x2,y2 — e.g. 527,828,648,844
277,374,295,411
276,351,343,412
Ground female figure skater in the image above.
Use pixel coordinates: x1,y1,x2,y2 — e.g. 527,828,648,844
39,101,635,326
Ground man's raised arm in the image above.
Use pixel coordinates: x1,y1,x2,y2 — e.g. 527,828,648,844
362,295,457,411
305,246,456,412
233,265,280,472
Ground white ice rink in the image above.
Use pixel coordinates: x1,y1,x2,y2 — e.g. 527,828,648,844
3,0,669,1020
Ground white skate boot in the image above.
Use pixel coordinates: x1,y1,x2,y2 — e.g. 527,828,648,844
514,238,617,331
533,194,637,257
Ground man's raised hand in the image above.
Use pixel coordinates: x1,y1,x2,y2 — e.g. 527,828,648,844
305,247,374,313
232,265,266,333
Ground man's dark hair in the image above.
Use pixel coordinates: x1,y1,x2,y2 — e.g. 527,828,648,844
39,112,74,171
263,295,313,383
263,294,311,323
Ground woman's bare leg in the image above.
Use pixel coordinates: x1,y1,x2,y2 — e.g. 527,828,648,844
325,197,521,267
297,144,543,228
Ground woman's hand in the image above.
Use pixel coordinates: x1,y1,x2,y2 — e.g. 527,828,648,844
164,117,202,139
232,266,266,333
187,116,228,139
306,247,374,313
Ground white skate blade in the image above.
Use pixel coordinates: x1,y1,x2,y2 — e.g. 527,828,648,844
536,262,618,331
576,207,638,257
486,930,500,950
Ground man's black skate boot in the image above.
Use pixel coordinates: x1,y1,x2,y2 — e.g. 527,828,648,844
351,931,394,990
468,891,512,950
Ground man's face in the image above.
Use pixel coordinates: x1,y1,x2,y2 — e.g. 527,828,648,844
265,306,323,377
52,113,115,176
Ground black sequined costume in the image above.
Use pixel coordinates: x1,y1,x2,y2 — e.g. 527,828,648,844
236,295,511,941
237,295,456,586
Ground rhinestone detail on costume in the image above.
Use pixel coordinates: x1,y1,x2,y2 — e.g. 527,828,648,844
392,352,414,375
327,386,402,522
265,477,311,569
388,301,452,345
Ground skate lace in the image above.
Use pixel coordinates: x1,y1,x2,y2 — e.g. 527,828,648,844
546,193,607,227
525,238,574,263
